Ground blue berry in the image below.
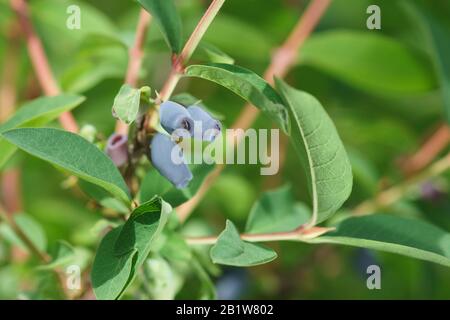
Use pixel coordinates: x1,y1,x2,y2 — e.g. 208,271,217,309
159,101,194,136
150,133,193,189
187,105,221,141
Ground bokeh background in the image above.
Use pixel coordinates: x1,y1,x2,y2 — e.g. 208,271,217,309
0,0,449,299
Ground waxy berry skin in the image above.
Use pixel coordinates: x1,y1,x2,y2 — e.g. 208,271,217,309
150,133,193,189
187,105,221,141
159,101,194,136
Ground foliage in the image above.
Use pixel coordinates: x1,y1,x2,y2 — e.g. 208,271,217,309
0,0,449,300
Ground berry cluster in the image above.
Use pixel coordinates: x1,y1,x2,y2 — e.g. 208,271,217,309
150,101,221,189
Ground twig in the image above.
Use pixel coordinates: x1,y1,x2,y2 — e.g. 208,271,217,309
186,226,334,246
9,0,78,133
0,22,19,121
176,0,333,222
0,22,22,215
400,123,450,176
115,9,152,135
149,0,226,109
353,152,450,215
1,170,22,214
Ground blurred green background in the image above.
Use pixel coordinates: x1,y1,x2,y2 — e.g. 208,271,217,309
0,0,449,299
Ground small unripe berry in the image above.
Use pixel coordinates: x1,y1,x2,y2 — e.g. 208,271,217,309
187,105,221,141
159,101,194,136
150,133,193,189
106,133,128,167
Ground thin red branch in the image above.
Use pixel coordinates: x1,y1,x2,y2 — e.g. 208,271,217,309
10,0,78,132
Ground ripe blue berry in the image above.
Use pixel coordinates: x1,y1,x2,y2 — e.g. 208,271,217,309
150,133,193,189
187,105,221,141
159,101,194,136
106,133,128,167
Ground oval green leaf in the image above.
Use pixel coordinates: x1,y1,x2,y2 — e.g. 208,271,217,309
1,128,130,203
91,226,137,300
275,79,353,226
210,220,277,267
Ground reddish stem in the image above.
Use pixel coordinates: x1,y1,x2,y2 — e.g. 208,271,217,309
10,0,78,132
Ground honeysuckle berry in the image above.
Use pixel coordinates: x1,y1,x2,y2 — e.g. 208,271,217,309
150,133,193,189
159,101,194,136
106,133,129,167
187,105,221,141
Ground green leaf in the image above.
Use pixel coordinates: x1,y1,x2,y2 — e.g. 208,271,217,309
185,63,290,133
0,95,85,169
275,79,353,225
245,185,310,234
92,197,171,300
139,164,214,207
112,84,141,125
0,214,47,252
2,128,130,203
137,0,182,53
299,30,436,95
114,197,172,264
310,215,450,268
91,226,138,300
210,220,277,267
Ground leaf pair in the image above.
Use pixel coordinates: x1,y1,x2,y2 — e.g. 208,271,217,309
91,197,171,299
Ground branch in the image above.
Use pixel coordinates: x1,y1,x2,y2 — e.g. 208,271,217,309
9,0,78,133
115,9,152,135
152,0,226,106
186,226,334,246
0,22,22,215
400,123,450,176
176,0,333,222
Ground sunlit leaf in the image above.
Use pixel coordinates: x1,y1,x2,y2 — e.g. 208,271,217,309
275,79,353,225
210,220,277,266
2,128,130,203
